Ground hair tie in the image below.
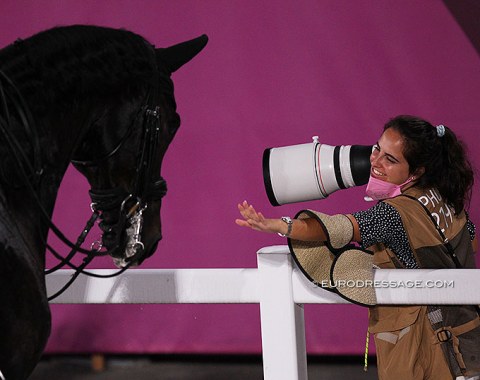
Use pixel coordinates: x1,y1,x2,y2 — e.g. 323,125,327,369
436,124,445,137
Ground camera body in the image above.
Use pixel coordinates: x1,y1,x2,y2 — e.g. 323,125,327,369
263,136,372,206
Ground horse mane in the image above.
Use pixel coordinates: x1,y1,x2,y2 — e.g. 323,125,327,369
0,25,161,114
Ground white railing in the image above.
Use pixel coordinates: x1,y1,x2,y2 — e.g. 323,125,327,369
47,245,480,380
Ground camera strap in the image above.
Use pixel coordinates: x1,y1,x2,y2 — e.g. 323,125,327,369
401,194,480,316
401,194,462,268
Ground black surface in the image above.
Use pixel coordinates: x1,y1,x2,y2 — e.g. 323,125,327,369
30,355,379,380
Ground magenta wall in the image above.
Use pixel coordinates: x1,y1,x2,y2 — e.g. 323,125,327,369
1,1,479,355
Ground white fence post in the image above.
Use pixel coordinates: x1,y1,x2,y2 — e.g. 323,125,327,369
257,246,308,380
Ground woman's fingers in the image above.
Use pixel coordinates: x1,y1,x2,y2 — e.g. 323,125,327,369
235,218,250,227
237,201,263,229
238,201,258,220
257,212,266,223
237,203,252,221
237,201,276,234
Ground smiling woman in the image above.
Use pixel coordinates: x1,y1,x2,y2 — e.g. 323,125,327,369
237,115,479,380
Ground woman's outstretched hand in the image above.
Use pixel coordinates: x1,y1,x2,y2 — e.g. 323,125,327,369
235,200,281,234
236,201,332,242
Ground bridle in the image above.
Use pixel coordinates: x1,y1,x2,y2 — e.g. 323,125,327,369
71,99,169,268
47,86,170,299
1,66,169,300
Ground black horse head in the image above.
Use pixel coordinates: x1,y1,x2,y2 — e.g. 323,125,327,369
1,26,207,267
67,28,208,267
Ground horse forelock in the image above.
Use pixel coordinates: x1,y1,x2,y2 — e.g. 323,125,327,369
0,25,173,114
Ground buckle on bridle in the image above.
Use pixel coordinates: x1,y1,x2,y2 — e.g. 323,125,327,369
120,194,142,218
91,240,103,252
437,328,453,342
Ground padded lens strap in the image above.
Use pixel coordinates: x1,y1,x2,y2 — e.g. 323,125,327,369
401,194,462,268
401,194,480,315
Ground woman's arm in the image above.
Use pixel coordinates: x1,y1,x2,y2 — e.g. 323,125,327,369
236,201,361,243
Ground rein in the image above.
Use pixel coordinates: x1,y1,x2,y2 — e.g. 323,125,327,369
0,67,167,300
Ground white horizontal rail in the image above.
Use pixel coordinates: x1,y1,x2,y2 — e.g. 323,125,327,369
46,245,480,380
47,268,260,304
48,245,480,305
293,265,480,305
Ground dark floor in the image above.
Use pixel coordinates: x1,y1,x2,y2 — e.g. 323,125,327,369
29,355,378,379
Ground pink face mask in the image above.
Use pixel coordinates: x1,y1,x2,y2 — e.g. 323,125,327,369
365,175,414,200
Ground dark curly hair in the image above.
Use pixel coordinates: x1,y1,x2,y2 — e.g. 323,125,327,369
384,115,475,213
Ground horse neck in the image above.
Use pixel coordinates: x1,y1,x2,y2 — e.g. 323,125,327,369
0,189,49,269
0,104,94,265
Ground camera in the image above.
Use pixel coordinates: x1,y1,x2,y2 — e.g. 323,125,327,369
263,136,372,206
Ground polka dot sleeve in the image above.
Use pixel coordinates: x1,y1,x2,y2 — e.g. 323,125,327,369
352,202,419,268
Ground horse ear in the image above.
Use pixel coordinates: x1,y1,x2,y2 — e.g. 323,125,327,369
156,34,208,74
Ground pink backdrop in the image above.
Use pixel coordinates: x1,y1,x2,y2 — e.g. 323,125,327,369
1,1,479,355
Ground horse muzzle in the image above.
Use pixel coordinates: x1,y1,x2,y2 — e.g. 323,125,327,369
97,203,161,268
89,181,166,267
113,203,152,268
